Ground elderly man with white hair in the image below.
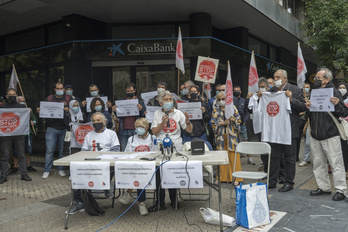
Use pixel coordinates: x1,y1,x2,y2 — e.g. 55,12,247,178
305,68,348,201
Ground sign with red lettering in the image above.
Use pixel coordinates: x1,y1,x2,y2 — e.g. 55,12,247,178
70,122,94,148
0,109,30,136
194,56,219,84
267,101,280,117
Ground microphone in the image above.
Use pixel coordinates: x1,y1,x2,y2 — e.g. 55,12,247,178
163,134,172,148
165,111,170,128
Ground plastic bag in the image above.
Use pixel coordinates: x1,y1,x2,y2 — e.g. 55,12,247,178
200,207,236,227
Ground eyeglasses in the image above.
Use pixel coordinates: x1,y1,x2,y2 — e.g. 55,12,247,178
217,98,225,102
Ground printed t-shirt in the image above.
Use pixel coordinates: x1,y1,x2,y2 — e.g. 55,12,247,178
259,92,292,145
82,128,120,151
125,134,158,152
248,93,262,134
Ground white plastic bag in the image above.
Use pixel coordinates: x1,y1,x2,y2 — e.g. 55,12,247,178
200,207,236,227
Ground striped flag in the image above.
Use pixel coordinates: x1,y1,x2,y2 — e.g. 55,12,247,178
8,65,18,91
225,61,234,119
176,27,185,74
297,43,307,89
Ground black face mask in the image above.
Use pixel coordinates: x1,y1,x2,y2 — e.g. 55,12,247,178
127,93,135,98
93,122,104,132
8,96,17,103
313,79,322,88
190,93,198,99
233,91,241,97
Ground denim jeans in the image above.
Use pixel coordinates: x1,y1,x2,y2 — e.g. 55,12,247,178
119,129,136,152
239,124,248,141
44,127,66,172
302,126,311,162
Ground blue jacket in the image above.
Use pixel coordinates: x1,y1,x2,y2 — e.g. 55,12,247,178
233,96,250,124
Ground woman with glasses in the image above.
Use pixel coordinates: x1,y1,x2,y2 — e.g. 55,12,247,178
211,92,242,184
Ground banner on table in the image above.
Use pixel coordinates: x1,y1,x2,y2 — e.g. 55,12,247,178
0,108,30,136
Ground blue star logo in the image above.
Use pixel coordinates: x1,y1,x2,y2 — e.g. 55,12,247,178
108,43,125,56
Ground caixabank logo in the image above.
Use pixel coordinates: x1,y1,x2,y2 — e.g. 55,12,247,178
107,41,176,57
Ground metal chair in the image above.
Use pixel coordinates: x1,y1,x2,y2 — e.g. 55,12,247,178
228,142,271,213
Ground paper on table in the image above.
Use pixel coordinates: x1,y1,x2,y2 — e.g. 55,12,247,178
97,152,156,159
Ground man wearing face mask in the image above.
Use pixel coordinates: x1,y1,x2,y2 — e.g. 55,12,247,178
266,69,306,192
112,82,146,151
41,82,71,179
64,84,81,106
181,80,195,101
0,89,32,184
305,68,348,201
147,81,177,108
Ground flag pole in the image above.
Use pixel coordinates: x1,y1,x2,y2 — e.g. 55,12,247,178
13,64,37,136
177,69,180,96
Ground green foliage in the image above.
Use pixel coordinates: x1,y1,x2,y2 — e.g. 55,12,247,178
303,0,348,74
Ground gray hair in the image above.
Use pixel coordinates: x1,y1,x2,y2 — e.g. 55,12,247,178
258,77,268,86
319,68,333,81
158,90,173,103
91,112,107,123
184,80,195,87
276,69,288,78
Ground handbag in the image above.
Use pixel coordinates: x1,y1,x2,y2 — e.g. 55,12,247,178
235,183,271,229
328,112,348,141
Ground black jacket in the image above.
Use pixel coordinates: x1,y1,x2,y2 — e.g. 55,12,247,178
269,82,306,139
307,82,348,141
233,96,250,124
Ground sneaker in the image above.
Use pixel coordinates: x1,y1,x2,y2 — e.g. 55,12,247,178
247,157,255,165
104,190,113,199
118,192,131,205
9,167,18,175
27,166,37,172
21,174,32,181
139,202,148,216
58,170,66,177
69,201,85,215
42,172,50,179
299,161,309,167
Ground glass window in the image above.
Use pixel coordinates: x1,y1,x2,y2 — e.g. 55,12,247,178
112,67,131,100
112,25,176,39
248,37,268,57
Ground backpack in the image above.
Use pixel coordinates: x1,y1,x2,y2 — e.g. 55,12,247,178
81,189,105,216
47,94,70,106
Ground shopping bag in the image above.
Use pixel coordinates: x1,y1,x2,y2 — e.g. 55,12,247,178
235,183,270,229
200,207,236,227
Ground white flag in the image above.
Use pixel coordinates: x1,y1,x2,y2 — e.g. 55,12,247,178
8,65,18,91
176,27,185,74
0,108,30,136
203,82,212,100
225,61,234,119
297,43,307,89
248,51,259,93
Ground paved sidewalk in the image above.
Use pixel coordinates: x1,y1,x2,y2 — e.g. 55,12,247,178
0,142,347,232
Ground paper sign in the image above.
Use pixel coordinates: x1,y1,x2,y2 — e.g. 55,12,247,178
141,91,157,106
70,162,110,190
115,99,139,117
161,161,203,189
115,161,156,189
194,56,219,84
146,106,162,123
310,88,334,112
177,102,202,120
39,101,64,119
86,96,108,112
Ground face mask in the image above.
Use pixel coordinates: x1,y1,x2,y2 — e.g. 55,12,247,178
313,79,322,88
304,88,309,93
72,107,79,113
190,93,198,99
93,122,104,132
274,80,283,88
219,101,225,107
8,96,17,103
55,90,64,96
90,91,98,97
66,90,73,96
157,88,165,94
215,91,220,96
19,102,26,105
182,88,189,95
339,89,347,96
233,91,241,97
136,127,146,136
180,91,185,96
127,93,135,98
260,88,266,93
94,105,102,112
163,102,173,111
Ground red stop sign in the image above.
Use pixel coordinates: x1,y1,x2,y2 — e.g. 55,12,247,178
135,145,150,152
0,112,21,133
267,101,280,117
198,60,216,81
133,181,140,187
88,181,94,187
75,124,94,145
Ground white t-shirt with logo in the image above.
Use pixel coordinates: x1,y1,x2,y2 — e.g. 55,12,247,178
125,134,158,152
82,128,120,152
248,93,262,134
151,108,187,151
259,92,292,145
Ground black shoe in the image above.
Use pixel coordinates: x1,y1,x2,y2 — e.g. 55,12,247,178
21,174,32,181
332,192,346,201
27,166,37,172
278,183,293,192
310,188,331,196
0,176,7,184
9,167,18,175
278,178,286,184
268,184,276,189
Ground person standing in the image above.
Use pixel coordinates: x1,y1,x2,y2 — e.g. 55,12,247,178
299,83,312,167
337,82,348,180
0,88,32,184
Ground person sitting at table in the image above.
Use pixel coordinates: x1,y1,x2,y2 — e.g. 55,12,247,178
211,92,242,185
69,112,120,215
87,97,113,129
149,90,193,211
118,118,157,216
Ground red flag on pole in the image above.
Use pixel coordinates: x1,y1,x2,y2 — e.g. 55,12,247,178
248,51,259,93
176,27,185,74
297,43,307,89
225,61,234,119
8,65,18,91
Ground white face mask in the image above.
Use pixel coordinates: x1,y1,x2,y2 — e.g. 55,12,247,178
157,88,165,94
339,89,347,96
259,88,266,92
274,79,283,88
219,101,225,107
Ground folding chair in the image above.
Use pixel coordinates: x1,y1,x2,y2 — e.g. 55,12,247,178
228,142,271,213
